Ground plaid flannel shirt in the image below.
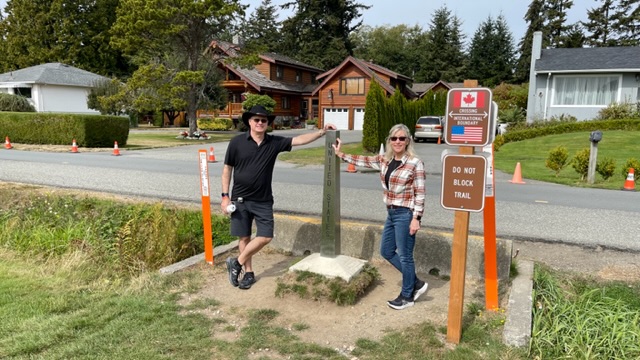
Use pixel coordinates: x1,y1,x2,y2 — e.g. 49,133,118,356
339,153,426,218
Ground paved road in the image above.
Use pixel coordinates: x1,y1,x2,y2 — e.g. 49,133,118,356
1,129,639,251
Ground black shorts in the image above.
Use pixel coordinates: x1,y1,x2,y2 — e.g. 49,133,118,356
230,200,274,238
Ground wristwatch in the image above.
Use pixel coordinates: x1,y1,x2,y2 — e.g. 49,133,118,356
221,193,229,198
414,215,422,222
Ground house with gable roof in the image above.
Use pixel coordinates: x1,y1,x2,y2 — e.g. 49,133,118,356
527,31,640,122
205,40,324,125
0,63,108,114
312,56,417,130
411,80,465,99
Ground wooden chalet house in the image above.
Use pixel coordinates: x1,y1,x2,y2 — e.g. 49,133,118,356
411,80,465,98
312,56,417,130
205,40,324,125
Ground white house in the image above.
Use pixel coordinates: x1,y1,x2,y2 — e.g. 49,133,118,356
527,31,640,122
0,63,108,114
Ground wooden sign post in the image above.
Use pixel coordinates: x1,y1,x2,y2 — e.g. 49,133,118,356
443,80,494,344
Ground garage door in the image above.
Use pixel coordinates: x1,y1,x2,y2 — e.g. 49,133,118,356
324,108,349,130
353,108,365,130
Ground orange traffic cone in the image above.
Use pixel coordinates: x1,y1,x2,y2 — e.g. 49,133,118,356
71,139,79,153
346,163,357,173
623,168,635,191
509,162,526,184
4,136,12,149
208,146,216,162
112,141,121,156
437,137,441,145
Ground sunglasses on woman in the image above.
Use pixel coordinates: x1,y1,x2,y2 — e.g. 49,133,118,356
389,136,407,142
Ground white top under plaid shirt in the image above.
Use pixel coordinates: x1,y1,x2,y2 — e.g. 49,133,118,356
339,153,426,218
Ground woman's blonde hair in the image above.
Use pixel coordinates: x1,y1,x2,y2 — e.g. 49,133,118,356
384,124,416,161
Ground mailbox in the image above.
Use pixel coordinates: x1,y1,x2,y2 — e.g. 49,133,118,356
590,131,602,143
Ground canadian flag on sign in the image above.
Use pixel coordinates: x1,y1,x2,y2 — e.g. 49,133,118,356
454,91,484,108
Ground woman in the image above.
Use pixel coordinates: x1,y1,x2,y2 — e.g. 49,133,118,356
333,124,428,310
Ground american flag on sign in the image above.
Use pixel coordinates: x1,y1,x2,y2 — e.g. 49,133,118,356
451,126,483,142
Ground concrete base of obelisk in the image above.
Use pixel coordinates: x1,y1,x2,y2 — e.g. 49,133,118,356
288,253,367,282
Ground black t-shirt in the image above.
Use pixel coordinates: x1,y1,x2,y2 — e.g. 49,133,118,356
385,158,402,189
224,132,293,201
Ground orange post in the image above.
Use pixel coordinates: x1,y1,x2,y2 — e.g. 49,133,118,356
483,143,499,311
198,150,214,264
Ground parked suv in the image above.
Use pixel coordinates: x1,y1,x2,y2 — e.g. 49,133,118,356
414,116,443,143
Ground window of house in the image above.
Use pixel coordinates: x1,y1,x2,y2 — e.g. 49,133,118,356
296,70,302,83
340,77,365,95
276,65,283,80
15,87,32,98
552,75,620,106
282,96,290,109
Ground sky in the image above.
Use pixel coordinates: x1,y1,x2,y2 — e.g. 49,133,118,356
0,0,593,44
242,0,594,45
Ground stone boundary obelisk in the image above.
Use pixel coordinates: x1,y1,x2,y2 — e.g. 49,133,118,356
288,130,366,282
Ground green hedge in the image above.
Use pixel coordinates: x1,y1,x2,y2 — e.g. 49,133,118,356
495,119,640,151
0,112,129,147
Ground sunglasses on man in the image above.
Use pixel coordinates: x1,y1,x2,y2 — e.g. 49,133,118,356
252,118,269,124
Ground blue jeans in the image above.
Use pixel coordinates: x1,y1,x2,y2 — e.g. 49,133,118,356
380,206,416,299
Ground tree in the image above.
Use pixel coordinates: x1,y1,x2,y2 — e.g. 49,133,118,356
0,0,130,76
278,0,370,69
350,24,427,78
515,0,546,83
545,0,574,47
418,6,466,83
242,0,281,52
467,15,516,87
87,78,125,115
612,0,640,46
110,0,243,135
584,0,618,46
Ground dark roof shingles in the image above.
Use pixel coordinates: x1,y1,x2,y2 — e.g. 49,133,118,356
536,47,640,72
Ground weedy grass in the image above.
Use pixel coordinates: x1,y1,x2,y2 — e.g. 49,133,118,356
274,264,380,306
530,266,640,359
0,184,235,276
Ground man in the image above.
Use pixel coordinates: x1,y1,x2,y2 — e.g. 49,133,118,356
221,105,335,289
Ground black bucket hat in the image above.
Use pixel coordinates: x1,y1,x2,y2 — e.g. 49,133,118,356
241,105,275,127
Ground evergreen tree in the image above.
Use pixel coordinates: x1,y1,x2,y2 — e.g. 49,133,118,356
584,0,617,46
612,0,640,45
242,0,281,52
0,0,130,76
110,0,243,135
545,0,574,47
515,0,546,83
467,15,516,87
418,5,466,83
279,0,370,69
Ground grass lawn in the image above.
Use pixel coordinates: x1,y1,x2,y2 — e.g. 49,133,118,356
494,130,639,190
278,143,375,166
125,131,236,149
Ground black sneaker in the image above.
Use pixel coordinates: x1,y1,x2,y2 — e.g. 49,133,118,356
238,272,256,290
412,279,429,301
225,257,242,287
387,294,414,310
